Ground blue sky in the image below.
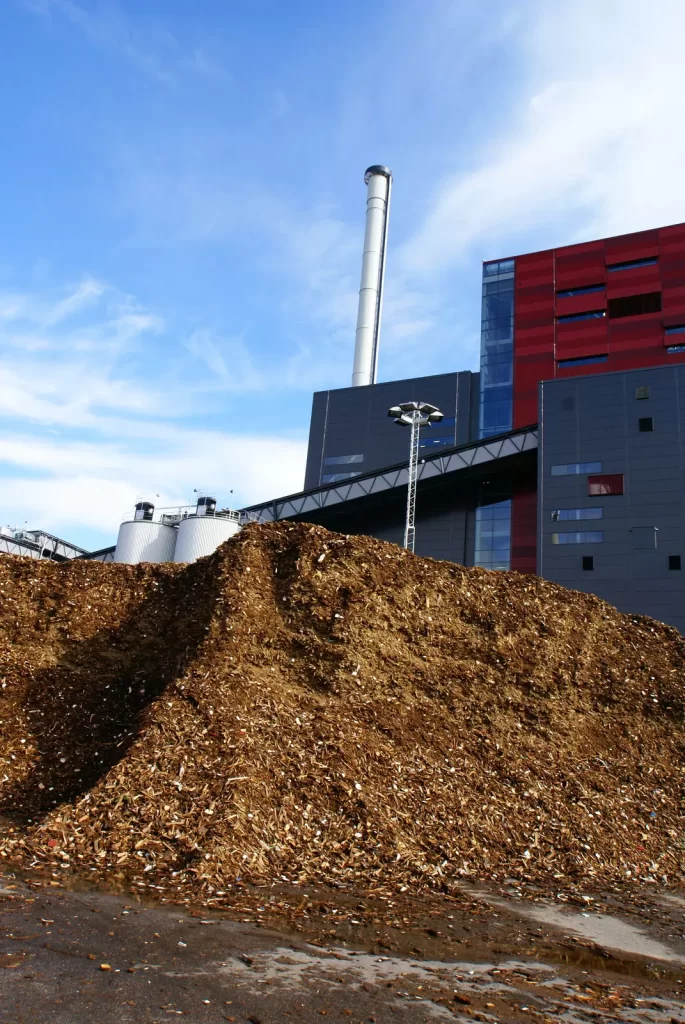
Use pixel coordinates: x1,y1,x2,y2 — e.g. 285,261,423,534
1,0,684,550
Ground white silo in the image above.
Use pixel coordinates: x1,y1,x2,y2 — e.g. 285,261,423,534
114,502,178,564
173,497,241,563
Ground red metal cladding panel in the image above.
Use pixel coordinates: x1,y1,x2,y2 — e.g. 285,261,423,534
514,352,554,427
510,483,537,574
608,316,663,344
604,228,659,261
557,363,609,380
662,352,685,367
555,291,607,317
514,253,555,430
556,239,606,257
611,350,666,372
556,335,609,360
555,319,609,358
658,224,685,245
659,250,685,269
605,265,661,298
516,249,554,283
554,244,606,291
662,289,685,316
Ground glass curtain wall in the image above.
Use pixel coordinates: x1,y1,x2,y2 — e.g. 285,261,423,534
474,499,512,570
479,259,514,439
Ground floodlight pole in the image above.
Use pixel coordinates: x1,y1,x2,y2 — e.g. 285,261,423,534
405,409,421,552
388,401,444,554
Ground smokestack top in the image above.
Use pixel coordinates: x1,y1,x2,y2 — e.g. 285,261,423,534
364,165,392,184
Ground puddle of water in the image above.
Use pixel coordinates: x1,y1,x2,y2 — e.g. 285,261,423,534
464,886,684,964
510,903,683,964
218,945,685,1024
219,949,553,1022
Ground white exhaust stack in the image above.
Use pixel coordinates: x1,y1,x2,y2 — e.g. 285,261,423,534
352,164,392,387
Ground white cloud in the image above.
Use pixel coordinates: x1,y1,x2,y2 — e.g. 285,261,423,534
43,276,105,325
401,0,685,277
183,329,266,392
0,275,307,545
0,428,306,537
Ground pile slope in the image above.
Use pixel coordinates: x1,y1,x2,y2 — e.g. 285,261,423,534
0,521,683,904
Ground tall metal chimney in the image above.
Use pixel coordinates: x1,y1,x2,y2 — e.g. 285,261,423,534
351,164,392,387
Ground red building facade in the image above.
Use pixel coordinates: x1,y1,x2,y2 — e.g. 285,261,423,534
514,224,685,427
506,223,685,573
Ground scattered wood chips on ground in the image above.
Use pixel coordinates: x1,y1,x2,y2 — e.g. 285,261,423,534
0,521,683,907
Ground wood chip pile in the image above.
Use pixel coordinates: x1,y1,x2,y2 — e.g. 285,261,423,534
0,521,684,905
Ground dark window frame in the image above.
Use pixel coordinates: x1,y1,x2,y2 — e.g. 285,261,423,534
607,257,657,272
556,284,605,298
669,555,681,571
582,555,594,571
556,310,606,324
558,355,608,368
323,454,364,466
551,461,602,476
638,417,654,432
607,291,661,319
551,507,603,522
588,474,624,497
551,531,604,545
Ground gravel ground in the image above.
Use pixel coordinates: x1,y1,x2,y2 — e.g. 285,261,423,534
2,871,684,1024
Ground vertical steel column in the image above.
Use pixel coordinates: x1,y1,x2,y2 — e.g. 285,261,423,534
404,410,421,552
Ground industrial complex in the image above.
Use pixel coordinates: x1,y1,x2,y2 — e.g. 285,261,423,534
7,167,685,635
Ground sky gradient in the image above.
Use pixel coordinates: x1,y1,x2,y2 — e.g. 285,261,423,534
2,0,684,549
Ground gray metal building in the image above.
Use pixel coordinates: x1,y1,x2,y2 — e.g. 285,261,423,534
304,371,480,489
539,365,685,634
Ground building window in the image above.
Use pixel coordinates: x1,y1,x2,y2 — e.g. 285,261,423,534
556,284,604,298
669,555,681,571
588,474,624,496
551,461,602,476
419,436,455,451
474,499,511,570
556,310,606,323
551,531,604,544
483,259,515,277
666,344,685,354
321,472,362,484
638,417,654,432
551,507,603,521
479,261,514,438
665,325,685,335
607,257,657,272
323,454,364,466
558,355,607,368
582,556,594,571
607,292,661,319
635,386,650,400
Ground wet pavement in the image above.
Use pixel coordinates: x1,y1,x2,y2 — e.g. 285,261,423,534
1,871,684,1023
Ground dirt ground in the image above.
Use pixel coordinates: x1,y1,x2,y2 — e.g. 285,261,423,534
1,869,683,1024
